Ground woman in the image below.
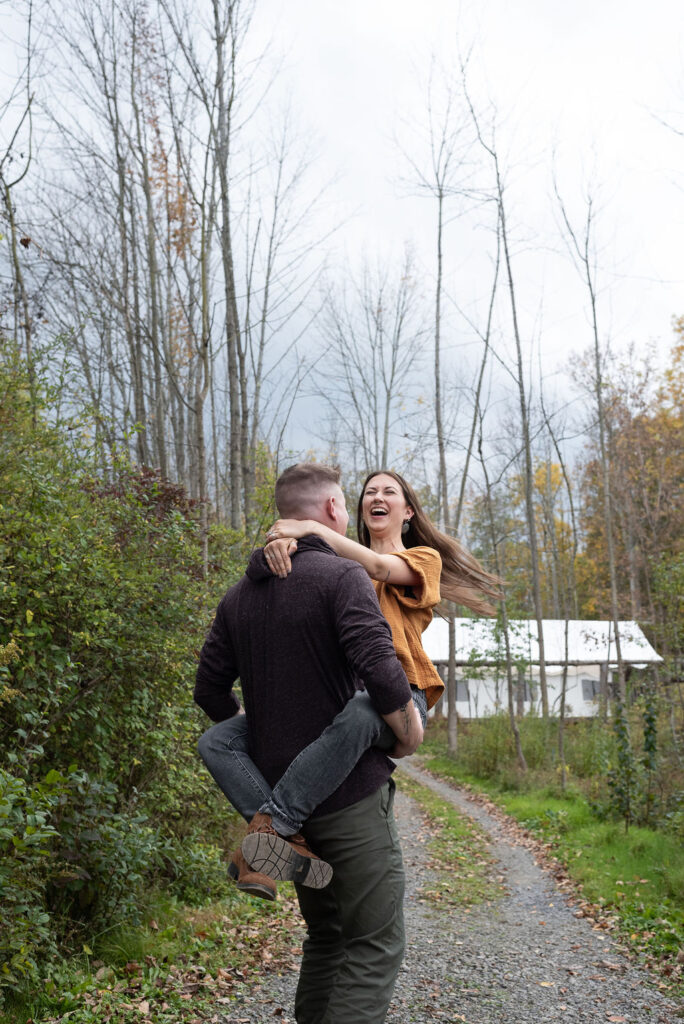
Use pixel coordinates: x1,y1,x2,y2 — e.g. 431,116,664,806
200,470,501,897
264,470,502,727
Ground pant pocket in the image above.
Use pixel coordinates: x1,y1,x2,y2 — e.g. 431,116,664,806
378,779,397,844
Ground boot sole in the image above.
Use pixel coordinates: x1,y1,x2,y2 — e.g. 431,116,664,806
241,833,333,889
228,859,277,901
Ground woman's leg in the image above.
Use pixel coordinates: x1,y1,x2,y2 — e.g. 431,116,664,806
259,687,427,836
197,715,273,823
199,717,333,891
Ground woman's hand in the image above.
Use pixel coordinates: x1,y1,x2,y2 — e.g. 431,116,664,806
265,519,317,542
263,538,298,578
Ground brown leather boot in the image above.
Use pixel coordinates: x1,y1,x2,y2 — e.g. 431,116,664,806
227,846,277,901
241,813,333,890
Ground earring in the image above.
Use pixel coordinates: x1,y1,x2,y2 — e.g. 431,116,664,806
401,519,410,535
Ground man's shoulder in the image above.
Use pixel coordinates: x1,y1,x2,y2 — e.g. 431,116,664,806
216,573,248,610
296,545,370,583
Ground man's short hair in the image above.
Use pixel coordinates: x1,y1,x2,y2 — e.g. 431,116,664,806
275,462,341,517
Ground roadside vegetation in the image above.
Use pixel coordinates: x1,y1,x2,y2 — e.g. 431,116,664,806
0,350,278,1019
419,717,684,993
0,888,300,1024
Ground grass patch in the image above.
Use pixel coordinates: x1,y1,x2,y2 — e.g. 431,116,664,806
0,885,301,1024
418,721,684,992
395,772,502,908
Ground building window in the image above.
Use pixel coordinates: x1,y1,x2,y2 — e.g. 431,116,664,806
581,677,601,701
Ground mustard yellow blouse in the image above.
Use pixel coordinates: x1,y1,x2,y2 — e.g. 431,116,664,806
373,545,444,710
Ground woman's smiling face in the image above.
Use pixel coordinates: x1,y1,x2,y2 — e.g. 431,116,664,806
361,473,413,536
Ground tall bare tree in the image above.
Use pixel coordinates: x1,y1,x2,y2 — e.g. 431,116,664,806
1,0,37,406
476,426,527,771
316,250,427,477
399,65,474,529
465,91,550,719
554,180,625,698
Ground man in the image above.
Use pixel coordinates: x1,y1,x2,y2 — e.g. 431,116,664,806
194,462,423,1024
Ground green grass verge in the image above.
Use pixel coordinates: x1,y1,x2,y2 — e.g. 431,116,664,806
418,736,684,993
0,886,302,1024
394,771,503,908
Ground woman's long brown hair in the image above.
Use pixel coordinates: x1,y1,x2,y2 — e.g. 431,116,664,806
356,470,503,616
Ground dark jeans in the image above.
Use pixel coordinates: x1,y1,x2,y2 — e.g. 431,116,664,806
197,687,427,833
294,780,405,1024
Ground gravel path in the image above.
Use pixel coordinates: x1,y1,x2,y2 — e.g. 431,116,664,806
219,762,682,1024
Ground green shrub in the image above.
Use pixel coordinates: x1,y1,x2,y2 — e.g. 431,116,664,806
562,718,614,778
452,714,514,778
44,768,165,931
0,768,60,988
0,345,247,993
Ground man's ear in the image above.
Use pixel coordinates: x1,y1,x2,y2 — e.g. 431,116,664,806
326,495,338,522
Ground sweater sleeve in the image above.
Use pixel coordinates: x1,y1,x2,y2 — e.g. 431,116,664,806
333,564,412,715
194,594,242,722
392,546,442,611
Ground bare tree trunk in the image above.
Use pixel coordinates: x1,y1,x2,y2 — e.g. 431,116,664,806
4,183,34,379
463,89,549,718
559,654,569,791
125,180,150,466
211,0,243,528
540,389,581,788
454,232,500,532
447,614,458,756
555,184,625,698
131,86,167,477
496,178,549,719
478,431,527,772
434,189,450,530
1,1,36,414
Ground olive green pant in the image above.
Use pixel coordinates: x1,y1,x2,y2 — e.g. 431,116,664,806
294,780,405,1024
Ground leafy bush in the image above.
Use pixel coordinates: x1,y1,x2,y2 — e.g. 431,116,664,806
0,768,60,987
44,768,165,930
0,347,247,996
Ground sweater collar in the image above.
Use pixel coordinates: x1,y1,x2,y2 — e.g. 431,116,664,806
245,534,338,582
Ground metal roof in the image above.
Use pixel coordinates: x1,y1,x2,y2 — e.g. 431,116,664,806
423,618,662,666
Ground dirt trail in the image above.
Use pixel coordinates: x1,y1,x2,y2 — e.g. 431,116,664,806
393,760,680,1023
219,762,682,1024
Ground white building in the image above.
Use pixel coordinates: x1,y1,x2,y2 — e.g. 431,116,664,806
422,618,663,718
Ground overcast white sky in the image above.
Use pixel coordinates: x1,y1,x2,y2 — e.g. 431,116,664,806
1,0,681,461
247,0,684,385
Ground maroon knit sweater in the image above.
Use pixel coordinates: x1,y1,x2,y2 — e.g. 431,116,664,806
194,536,411,817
